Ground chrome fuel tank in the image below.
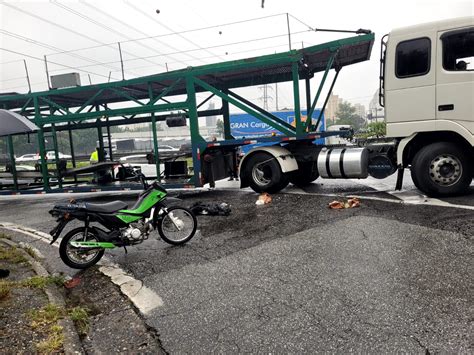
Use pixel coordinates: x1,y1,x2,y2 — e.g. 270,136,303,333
317,147,369,179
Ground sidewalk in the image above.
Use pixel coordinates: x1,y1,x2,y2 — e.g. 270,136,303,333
0,230,165,354
0,233,81,353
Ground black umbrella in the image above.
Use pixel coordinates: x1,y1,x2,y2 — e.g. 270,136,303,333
0,109,38,137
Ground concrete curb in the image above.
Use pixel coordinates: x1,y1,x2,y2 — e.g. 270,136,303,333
0,223,165,316
0,238,84,354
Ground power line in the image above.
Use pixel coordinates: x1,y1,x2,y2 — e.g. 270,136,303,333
0,4,314,91
0,1,165,76
0,2,116,51
0,48,121,81
0,28,127,76
50,13,287,55
288,14,315,31
79,1,200,67
0,75,28,83
1,81,45,92
47,1,168,71
51,30,311,71
123,0,226,62
0,59,26,65
115,41,304,74
50,0,172,70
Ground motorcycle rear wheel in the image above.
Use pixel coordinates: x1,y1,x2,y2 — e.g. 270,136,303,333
59,227,105,269
157,206,197,245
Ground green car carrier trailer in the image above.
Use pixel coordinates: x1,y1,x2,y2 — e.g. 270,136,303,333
0,32,375,194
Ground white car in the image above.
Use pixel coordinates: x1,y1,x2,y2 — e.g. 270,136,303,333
119,154,148,163
35,152,72,160
118,155,166,177
15,154,38,162
158,145,179,152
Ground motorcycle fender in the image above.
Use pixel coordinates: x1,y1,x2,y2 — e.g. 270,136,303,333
161,197,182,206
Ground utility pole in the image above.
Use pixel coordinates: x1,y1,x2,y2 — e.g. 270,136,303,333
275,83,279,111
258,84,273,111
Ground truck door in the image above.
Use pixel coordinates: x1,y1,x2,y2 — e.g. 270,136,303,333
384,33,436,133
436,27,474,134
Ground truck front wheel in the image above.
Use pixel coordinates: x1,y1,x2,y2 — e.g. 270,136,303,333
411,142,472,197
244,152,289,193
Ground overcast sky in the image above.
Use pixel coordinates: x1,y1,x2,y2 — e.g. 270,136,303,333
1,0,473,111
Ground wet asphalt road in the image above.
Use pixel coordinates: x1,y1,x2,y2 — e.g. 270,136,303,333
0,175,472,353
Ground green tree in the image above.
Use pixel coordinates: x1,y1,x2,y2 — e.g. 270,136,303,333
366,121,386,138
71,128,100,155
332,101,366,131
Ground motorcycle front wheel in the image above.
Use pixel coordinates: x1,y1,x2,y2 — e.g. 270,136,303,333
157,206,197,245
59,227,105,269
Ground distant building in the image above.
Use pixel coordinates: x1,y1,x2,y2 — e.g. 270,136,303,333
205,102,217,127
353,103,366,120
324,93,343,125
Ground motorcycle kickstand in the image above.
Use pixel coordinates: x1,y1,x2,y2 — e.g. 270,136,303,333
123,246,128,254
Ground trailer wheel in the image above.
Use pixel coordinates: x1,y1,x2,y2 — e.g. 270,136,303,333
411,142,472,197
244,152,289,193
289,161,319,187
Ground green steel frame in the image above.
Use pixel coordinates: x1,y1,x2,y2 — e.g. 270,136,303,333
0,33,374,193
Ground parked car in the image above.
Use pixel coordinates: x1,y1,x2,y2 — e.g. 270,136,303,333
15,165,36,171
158,145,179,152
35,152,72,160
118,154,164,178
179,142,192,154
15,153,38,162
119,154,148,164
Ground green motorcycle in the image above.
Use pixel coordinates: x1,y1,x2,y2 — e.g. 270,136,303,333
49,175,197,269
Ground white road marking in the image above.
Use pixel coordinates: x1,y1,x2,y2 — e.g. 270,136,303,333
0,222,164,315
99,264,163,314
0,223,57,245
283,184,474,211
18,241,45,259
353,176,474,211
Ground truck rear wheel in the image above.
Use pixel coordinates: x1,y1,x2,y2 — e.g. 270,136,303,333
289,161,319,187
411,142,472,197
244,152,289,193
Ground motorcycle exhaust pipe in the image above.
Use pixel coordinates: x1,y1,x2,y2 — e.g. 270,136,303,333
317,147,369,179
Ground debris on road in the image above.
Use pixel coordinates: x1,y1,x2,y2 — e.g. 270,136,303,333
329,197,361,209
190,202,231,216
256,193,272,205
64,276,81,289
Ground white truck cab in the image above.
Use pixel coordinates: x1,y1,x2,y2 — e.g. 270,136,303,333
381,17,474,196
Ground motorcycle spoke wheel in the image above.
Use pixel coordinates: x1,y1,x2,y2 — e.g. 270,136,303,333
59,228,104,269
158,207,197,245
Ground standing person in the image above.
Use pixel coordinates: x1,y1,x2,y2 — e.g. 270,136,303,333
203,153,215,189
90,149,99,164
225,150,237,181
146,150,155,164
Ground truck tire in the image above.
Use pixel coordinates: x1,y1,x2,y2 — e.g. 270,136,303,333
289,161,319,187
411,142,472,197
244,152,289,193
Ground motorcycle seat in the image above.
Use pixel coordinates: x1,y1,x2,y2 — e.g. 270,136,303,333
82,201,128,213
